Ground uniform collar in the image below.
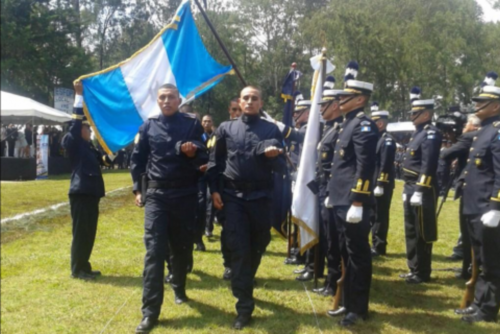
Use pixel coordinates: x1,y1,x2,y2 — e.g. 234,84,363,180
159,111,180,123
344,107,364,121
480,115,500,127
241,113,260,124
416,120,431,131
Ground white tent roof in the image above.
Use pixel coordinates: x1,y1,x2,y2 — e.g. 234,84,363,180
1,91,72,125
387,121,415,132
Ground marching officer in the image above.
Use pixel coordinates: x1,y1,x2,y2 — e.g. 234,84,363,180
456,78,500,323
131,83,208,334
326,62,378,326
370,103,396,257
63,81,115,280
400,87,442,284
441,113,480,280
207,86,286,330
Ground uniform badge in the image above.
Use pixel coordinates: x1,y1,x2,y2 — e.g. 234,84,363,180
410,150,415,156
290,144,295,152
427,134,435,139
361,126,371,132
322,152,328,159
339,149,345,157
475,158,482,166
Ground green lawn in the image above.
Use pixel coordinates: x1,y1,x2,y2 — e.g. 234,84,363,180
1,180,498,333
0,170,132,218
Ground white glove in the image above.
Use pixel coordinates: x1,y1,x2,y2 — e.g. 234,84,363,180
324,197,333,209
410,192,423,206
402,193,407,202
108,153,117,161
481,210,500,228
74,94,83,108
374,186,384,197
261,111,285,132
346,205,363,223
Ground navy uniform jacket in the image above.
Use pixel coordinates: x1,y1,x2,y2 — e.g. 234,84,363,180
440,130,477,196
374,131,396,189
462,116,500,215
328,109,378,206
207,113,287,201
130,111,208,198
62,107,109,198
402,122,443,195
286,123,307,167
317,116,343,185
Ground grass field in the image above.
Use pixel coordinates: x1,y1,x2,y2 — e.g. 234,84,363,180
1,171,498,333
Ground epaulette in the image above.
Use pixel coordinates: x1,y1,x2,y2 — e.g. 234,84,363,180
356,112,365,118
424,124,430,130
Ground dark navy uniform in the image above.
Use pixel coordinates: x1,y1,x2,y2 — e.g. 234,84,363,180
207,113,286,317
286,123,307,167
462,115,500,321
328,109,378,316
371,131,396,255
315,116,343,291
402,121,442,280
131,111,207,320
441,130,477,278
62,106,111,277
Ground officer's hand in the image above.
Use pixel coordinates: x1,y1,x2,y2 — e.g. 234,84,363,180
199,164,208,173
346,205,363,223
410,192,423,206
74,81,83,95
135,192,144,207
181,142,197,158
212,192,224,210
324,196,333,209
481,210,500,228
374,186,384,197
264,146,283,158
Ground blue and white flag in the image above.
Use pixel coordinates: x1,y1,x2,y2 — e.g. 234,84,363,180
78,0,232,154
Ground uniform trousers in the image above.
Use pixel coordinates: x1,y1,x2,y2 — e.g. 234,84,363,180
459,198,471,278
403,195,434,279
371,187,394,255
332,205,372,315
223,194,272,316
69,194,100,275
466,214,500,320
215,208,231,268
142,190,196,319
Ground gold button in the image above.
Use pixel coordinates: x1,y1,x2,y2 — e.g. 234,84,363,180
337,139,340,143
467,159,470,162
470,148,474,151
464,171,468,175
463,183,467,186
334,151,337,154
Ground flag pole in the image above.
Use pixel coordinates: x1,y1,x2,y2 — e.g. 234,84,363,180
192,0,247,87
287,64,298,260
314,48,328,290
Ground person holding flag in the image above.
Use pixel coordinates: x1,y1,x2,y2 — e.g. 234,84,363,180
326,61,378,326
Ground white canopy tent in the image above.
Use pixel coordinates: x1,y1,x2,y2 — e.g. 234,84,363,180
1,91,72,125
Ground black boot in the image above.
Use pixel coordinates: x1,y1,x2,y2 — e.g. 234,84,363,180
136,317,158,333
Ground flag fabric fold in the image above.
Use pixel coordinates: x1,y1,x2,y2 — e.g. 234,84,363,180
291,58,324,254
78,0,232,154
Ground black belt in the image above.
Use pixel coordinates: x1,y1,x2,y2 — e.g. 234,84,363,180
224,179,272,192
148,179,196,189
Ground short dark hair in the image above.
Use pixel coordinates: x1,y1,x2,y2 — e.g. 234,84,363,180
241,86,262,98
229,98,239,104
202,114,213,120
158,83,180,96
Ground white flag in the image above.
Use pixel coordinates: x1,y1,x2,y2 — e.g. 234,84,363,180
291,57,324,254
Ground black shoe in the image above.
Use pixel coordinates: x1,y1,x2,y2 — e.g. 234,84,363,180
223,267,232,280
312,286,326,294
339,312,367,327
447,254,463,261
320,286,335,297
205,230,213,238
174,292,189,305
90,270,102,276
195,243,206,251
327,306,346,317
284,257,304,265
164,273,173,284
371,249,381,257
71,272,96,281
461,313,496,324
136,317,158,333
293,267,306,274
406,276,430,284
233,314,252,330
455,306,478,315
399,272,414,279
295,271,313,281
